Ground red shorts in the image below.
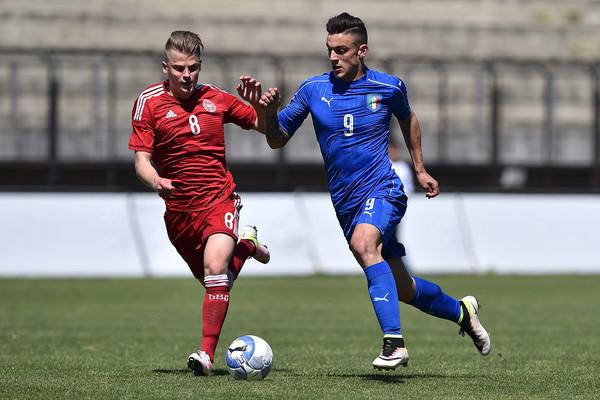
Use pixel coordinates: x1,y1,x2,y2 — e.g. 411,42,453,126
164,193,242,280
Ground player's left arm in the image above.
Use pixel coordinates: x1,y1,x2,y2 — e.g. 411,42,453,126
237,76,266,132
398,112,440,199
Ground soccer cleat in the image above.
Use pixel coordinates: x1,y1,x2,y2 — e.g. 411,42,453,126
459,296,491,356
187,350,213,376
372,335,409,370
239,225,270,264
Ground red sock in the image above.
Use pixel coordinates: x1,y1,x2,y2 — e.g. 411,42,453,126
201,275,230,361
228,240,255,280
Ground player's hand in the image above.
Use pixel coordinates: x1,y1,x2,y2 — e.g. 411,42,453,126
259,88,281,115
153,177,175,199
416,171,440,199
237,76,262,106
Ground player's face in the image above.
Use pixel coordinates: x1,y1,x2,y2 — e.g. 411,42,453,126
162,50,201,100
326,32,368,82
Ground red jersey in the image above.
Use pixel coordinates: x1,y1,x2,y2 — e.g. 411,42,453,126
129,81,257,211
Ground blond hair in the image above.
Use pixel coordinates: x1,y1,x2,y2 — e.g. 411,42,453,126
164,31,204,61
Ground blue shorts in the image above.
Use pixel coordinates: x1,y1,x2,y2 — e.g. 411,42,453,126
337,177,408,258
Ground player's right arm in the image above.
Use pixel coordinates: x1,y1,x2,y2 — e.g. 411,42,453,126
262,79,313,149
259,88,290,149
264,117,290,149
129,92,174,199
237,76,289,148
134,151,174,198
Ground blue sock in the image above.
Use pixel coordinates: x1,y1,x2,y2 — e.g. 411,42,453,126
364,261,401,335
409,276,461,322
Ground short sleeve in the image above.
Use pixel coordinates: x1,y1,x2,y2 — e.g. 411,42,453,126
277,81,311,136
223,92,257,130
129,98,155,153
391,79,412,121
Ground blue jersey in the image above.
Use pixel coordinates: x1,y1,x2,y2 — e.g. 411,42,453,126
278,68,412,216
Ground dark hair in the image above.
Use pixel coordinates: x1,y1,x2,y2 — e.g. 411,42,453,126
326,12,368,45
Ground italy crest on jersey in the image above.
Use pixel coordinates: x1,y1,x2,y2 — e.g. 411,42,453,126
366,93,382,112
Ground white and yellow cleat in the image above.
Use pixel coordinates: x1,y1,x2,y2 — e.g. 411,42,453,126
372,335,409,370
239,225,270,264
187,350,213,376
459,295,491,356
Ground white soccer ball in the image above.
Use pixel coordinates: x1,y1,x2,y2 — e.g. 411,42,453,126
225,335,273,380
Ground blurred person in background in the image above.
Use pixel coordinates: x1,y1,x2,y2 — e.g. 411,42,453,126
128,30,271,377
388,136,414,273
244,12,491,369
389,136,415,195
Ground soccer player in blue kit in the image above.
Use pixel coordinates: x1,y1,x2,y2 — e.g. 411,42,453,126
243,12,491,369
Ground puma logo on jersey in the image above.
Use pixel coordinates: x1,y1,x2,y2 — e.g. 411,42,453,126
166,110,177,118
363,211,374,217
321,96,333,107
374,293,390,302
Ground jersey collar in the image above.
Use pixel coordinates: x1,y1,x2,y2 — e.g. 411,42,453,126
329,67,370,89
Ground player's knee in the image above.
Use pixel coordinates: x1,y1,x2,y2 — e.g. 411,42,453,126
203,260,228,276
350,236,379,264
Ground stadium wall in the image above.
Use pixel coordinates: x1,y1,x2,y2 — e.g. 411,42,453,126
1,193,598,277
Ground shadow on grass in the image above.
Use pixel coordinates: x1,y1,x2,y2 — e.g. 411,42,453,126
153,368,229,376
153,368,487,383
325,372,487,384
361,373,447,384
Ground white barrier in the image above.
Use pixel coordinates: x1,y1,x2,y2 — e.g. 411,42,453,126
462,194,600,273
0,193,143,277
0,192,598,277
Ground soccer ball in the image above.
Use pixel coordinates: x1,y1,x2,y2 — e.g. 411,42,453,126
225,335,273,380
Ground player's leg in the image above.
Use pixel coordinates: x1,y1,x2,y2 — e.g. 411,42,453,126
222,194,270,283
188,232,234,376
351,223,401,336
189,227,270,375
394,221,412,273
228,225,270,283
349,222,408,369
164,211,218,375
386,254,491,355
239,225,270,264
192,232,236,376
193,194,250,374
387,255,460,318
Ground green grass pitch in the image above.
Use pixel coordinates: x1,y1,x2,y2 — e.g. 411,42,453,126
1,275,599,399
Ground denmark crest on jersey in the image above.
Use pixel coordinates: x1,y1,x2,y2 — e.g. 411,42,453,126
202,99,217,113
366,93,383,112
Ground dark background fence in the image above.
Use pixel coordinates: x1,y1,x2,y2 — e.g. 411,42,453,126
1,47,599,192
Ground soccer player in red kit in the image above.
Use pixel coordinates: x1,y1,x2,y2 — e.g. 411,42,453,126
129,30,273,376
